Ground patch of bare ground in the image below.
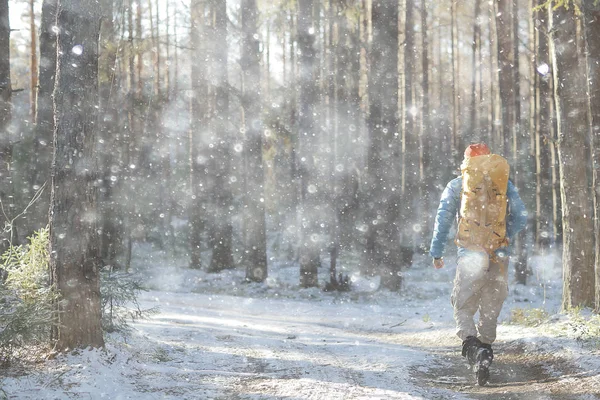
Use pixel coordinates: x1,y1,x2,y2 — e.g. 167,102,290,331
404,334,600,399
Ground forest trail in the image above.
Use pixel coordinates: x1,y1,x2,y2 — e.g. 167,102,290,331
130,291,600,400
397,331,600,399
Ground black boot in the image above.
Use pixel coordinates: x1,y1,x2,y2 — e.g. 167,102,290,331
475,343,493,386
461,336,481,366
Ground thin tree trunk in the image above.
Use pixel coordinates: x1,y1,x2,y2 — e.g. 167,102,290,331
287,5,300,261
298,0,321,287
510,0,528,284
241,0,268,282
30,0,38,119
125,0,135,270
99,0,122,267
470,0,481,136
165,0,171,99
188,0,207,269
450,0,459,164
0,0,13,254
496,0,514,157
327,0,339,288
51,0,104,350
399,0,417,284
420,0,432,249
512,0,521,167
136,0,143,96
31,0,58,234
549,2,596,310
582,0,600,311
207,0,234,273
535,0,553,251
173,2,179,95
488,1,499,148
366,0,400,285
148,0,160,98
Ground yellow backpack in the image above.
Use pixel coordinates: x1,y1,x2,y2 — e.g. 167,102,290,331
455,154,510,254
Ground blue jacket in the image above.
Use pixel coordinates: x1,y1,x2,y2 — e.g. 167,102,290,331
429,177,527,259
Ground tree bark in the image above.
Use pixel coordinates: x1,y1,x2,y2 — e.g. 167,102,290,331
30,0,38,119
366,0,400,286
189,0,207,269
51,0,104,350
0,0,13,253
549,2,596,310
98,0,122,267
419,0,433,246
470,0,482,136
450,0,460,164
0,0,10,133
28,0,58,241
241,0,268,282
582,0,600,311
496,0,514,157
33,0,57,185
297,0,321,288
207,0,234,273
534,0,553,251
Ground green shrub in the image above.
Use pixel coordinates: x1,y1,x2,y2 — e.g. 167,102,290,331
101,270,159,335
509,307,550,327
0,228,58,362
0,226,158,363
564,308,600,348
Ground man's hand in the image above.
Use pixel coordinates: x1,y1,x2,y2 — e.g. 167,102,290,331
433,258,444,269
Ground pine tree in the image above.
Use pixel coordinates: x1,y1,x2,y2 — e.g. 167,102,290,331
50,0,105,349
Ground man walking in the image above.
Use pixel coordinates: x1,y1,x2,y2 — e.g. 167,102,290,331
429,143,527,385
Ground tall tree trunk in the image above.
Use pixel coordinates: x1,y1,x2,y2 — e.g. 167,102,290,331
488,1,499,149
549,2,596,310
534,0,553,251
399,0,417,286
511,0,528,284
582,0,600,311
326,0,338,288
173,1,179,95
420,0,433,246
366,0,400,287
512,0,521,167
241,0,268,282
51,0,104,350
496,0,514,157
30,0,38,119
0,0,13,253
124,0,135,270
450,0,460,164
188,0,207,269
470,0,481,136
297,0,321,287
207,0,234,272
0,0,10,127
148,0,160,97
287,5,300,261
136,0,143,96
165,0,171,99
31,0,58,233
98,0,122,267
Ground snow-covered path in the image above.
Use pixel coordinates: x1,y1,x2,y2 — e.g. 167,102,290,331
3,257,599,399
129,290,456,399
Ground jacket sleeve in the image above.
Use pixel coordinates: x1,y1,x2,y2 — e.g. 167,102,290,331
506,180,527,241
429,179,461,259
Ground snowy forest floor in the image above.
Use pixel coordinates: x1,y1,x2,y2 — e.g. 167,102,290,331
2,246,600,399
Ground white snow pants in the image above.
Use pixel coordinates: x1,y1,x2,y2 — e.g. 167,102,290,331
451,251,509,344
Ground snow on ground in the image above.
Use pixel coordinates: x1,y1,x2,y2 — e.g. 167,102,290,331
1,244,599,399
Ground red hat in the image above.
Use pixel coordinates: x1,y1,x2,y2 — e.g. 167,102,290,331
464,143,491,158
